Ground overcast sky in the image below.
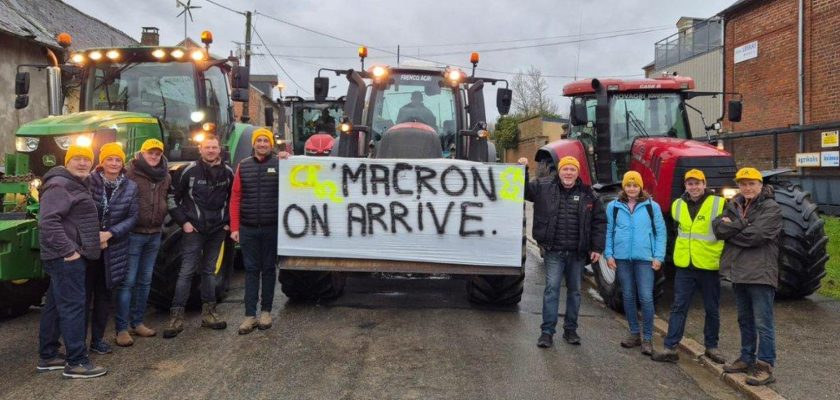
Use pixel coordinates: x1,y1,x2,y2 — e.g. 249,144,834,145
65,0,734,117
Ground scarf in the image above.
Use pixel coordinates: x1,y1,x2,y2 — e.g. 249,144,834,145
133,152,168,183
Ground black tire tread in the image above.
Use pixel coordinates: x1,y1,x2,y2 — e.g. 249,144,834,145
278,270,346,302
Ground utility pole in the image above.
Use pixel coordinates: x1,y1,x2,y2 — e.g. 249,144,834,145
397,45,400,65
242,10,252,123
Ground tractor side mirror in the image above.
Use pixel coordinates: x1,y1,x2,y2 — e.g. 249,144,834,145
728,100,742,122
314,77,329,103
496,88,512,116
15,72,30,95
264,107,274,128
15,95,29,110
570,97,588,126
231,66,250,89
231,88,249,103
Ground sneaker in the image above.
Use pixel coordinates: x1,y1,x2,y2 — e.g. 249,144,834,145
36,354,66,372
723,358,752,374
90,340,113,355
745,360,775,386
238,316,257,335
651,347,680,363
537,333,553,348
562,330,581,345
640,340,653,356
704,347,727,364
620,333,642,348
131,324,156,338
63,362,108,379
257,311,273,330
115,331,134,347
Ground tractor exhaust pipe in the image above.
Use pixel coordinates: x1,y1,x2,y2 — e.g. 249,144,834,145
591,79,613,182
46,66,62,116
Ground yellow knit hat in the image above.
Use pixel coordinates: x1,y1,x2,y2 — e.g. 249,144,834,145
684,168,706,182
98,142,126,165
251,128,275,147
64,144,94,165
735,167,762,182
622,170,644,189
140,138,164,152
557,156,580,171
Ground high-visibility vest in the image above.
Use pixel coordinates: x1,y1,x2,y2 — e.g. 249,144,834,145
671,195,725,270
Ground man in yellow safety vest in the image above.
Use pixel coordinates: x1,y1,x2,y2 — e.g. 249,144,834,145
651,169,727,364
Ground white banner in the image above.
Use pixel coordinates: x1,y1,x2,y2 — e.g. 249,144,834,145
277,157,525,267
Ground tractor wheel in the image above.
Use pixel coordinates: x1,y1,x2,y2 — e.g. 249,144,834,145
278,270,346,302
148,229,234,310
771,183,829,299
0,279,49,319
466,234,526,306
591,257,666,314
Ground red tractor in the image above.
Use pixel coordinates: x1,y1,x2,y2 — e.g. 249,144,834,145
533,76,828,312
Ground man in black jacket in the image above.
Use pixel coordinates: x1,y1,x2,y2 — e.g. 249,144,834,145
164,135,234,338
519,156,606,348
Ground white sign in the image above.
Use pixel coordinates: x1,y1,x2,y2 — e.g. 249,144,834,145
795,152,821,167
276,157,525,267
734,41,758,64
821,151,840,167
822,131,839,148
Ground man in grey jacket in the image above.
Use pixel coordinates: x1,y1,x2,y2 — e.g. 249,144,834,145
712,167,782,386
37,145,107,379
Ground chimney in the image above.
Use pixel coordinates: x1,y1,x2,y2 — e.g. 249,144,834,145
141,27,159,46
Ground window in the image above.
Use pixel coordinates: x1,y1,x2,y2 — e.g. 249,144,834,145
370,74,456,139
609,93,688,153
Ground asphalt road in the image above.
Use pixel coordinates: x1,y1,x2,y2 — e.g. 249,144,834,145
0,242,742,400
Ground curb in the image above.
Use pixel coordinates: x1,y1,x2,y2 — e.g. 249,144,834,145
580,274,785,400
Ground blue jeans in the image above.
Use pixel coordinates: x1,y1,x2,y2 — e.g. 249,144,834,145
39,257,89,365
663,267,721,349
541,250,583,335
615,259,655,341
114,232,162,332
733,283,776,366
241,226,278,316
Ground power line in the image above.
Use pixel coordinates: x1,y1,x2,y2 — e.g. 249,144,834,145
204,0,245,15
252,26,310,95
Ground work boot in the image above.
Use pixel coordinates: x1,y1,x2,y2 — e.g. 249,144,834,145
704,347,727,364
238,316,257,335
115,331,134,347
640,340,653,356
563,329,581,345
131,324,156,338
746,361,775,386
723,358,752,374
201,303,227,330
162,307,185,339
537,333,553,348
651,347,680,363
257,311,273,330
620,333,642,348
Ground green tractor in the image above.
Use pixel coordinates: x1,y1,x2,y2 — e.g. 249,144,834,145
3,32,258,317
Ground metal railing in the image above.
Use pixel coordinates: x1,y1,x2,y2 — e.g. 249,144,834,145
654,18,723,71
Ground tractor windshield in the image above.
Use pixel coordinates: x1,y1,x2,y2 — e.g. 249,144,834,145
370,73,457,140
292,103,342,155
609,92,688,153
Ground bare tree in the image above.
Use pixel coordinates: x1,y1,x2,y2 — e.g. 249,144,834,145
511,66,558,117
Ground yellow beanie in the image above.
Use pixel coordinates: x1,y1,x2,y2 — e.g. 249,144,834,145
735,167,762,182
252,128,275,147
98,142,126,165
557,156,580,171
622,170,644,189
140,138,164,152
684,168,706,182
64,144,94,165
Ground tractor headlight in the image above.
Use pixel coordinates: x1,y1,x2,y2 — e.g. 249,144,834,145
54,133,93,150
191,111,206,123
15,137,39,152
721,188,739,199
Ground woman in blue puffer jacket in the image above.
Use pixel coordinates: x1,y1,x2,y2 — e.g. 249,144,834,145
604,171,666,357
87,142,138,355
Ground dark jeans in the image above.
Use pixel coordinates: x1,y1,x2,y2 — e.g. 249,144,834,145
663,267,721,349
172,229,226,308
85,259,110,345
39,258,89,365
615,259,655,341
115,232,162,332
733,283,776,366
241,226,278,316
541,250,584,336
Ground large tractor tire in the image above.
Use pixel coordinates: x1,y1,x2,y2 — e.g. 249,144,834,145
591,257,666,314
0,279,49,319
466,232,526,306
771,183,829,299
278,270,346,302
148,229,234,310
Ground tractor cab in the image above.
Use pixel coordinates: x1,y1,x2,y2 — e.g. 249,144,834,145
281,96,345,155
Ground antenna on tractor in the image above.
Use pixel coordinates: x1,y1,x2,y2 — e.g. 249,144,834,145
176,0,201,42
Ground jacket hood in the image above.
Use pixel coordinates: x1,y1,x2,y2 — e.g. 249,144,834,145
42,166,86,187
